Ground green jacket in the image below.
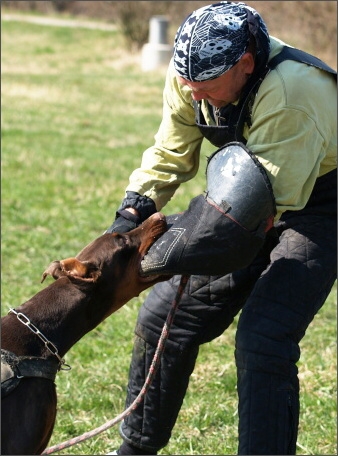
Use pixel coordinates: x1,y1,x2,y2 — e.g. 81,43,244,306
126,37,337,221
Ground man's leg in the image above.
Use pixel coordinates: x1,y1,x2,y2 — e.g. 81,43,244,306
119,274,240,454
236,215,337,454
117,232,277,455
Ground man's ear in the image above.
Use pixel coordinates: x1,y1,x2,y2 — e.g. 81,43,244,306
241,52,255,74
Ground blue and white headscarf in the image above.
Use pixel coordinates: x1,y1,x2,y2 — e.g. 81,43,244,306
173,1,269,81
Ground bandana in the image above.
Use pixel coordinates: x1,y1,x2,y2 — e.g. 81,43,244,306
173,1,269,81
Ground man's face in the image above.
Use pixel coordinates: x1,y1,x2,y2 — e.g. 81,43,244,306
177,53,254,108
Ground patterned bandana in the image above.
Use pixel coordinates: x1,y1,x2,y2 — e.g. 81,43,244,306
173,1,268,81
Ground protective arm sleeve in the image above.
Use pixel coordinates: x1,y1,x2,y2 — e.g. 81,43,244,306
140,142,276,276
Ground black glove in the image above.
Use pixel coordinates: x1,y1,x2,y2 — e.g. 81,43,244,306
106,209,141,234
106,191,157,234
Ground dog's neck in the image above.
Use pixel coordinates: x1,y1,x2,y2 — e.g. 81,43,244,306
1,277,114,359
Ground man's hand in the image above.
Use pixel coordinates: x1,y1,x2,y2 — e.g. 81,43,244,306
106,208,140,234
106,192,157,234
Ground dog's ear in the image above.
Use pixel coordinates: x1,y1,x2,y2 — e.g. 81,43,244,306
41,258,101,283
41,260,65,283
60,258,101,282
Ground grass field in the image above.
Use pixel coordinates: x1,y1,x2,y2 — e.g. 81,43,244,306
1,11,336,455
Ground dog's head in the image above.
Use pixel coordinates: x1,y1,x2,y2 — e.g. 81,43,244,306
41,213,169,308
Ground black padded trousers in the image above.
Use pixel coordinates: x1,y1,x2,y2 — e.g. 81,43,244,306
119,171,337,455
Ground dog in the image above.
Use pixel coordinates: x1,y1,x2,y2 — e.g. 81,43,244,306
1,212,168,455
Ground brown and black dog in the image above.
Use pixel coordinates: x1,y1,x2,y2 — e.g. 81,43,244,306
1,212,168,455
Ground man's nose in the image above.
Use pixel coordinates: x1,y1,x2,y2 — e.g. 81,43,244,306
191,91,208,101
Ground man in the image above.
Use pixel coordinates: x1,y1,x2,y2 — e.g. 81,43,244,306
107,2,337,454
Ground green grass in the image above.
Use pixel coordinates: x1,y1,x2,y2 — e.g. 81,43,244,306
1,13,336,455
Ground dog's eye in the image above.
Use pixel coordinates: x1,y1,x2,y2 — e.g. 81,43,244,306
112,233,128,247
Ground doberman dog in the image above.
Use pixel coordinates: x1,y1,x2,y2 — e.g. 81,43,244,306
1,213,168,455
